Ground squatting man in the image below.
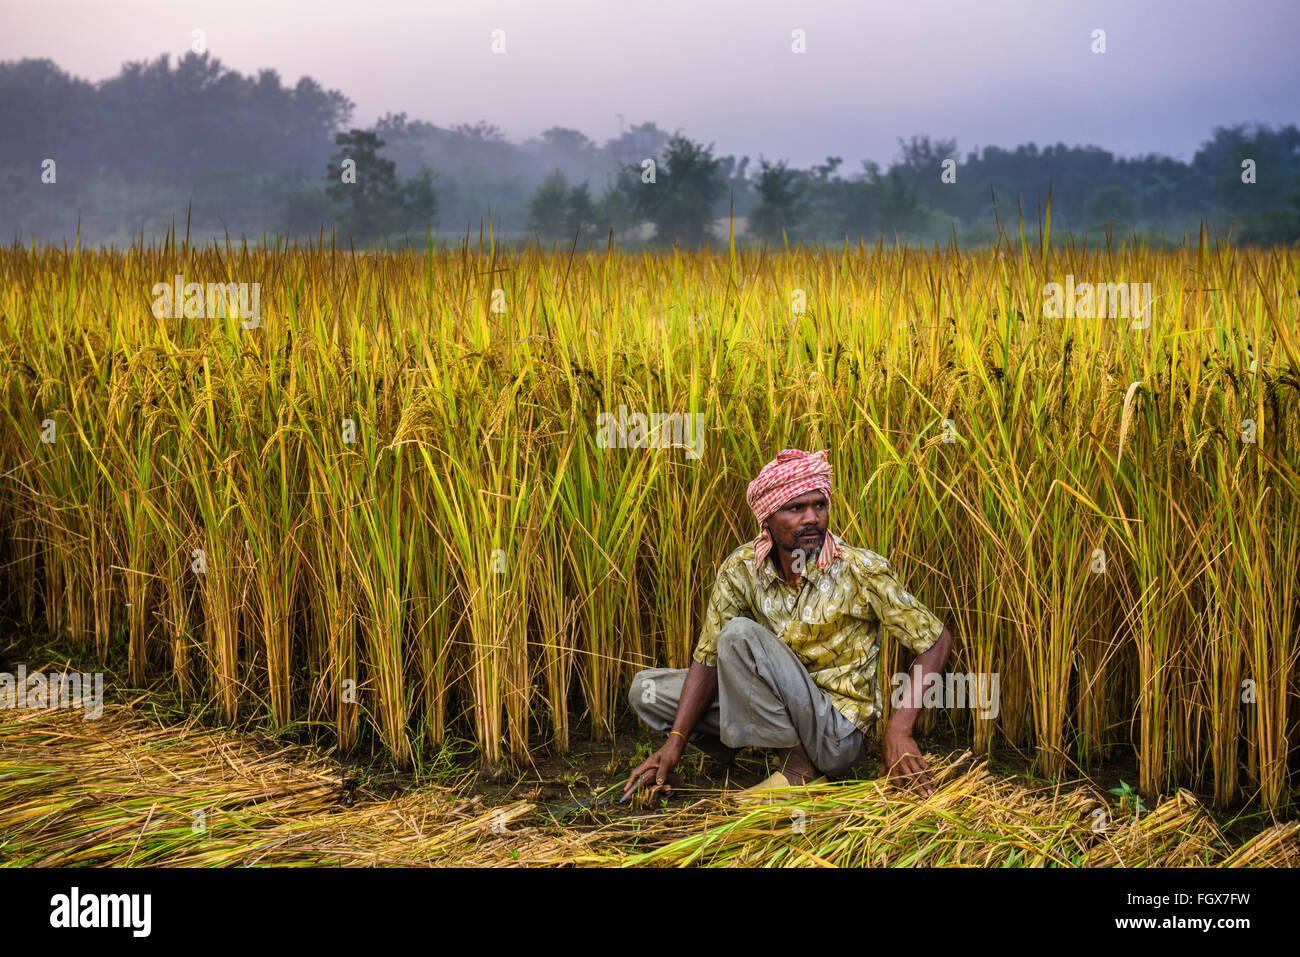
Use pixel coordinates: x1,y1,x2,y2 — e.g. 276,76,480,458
625,448,953,800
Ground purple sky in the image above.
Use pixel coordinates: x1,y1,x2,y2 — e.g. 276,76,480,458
4,0,1297,167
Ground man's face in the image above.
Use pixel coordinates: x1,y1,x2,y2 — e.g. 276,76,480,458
765,490,830,562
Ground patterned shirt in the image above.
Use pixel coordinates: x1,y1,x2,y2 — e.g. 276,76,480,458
691,539,946,733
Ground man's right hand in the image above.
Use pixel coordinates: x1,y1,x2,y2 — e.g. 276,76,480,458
624,739,685,801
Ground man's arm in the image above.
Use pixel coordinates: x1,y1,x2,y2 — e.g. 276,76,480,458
623,552,748,799
856,555,952,798
624,550,751,799
623,660,718,798
883,625,952,798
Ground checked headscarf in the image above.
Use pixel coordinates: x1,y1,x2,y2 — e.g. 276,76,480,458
745,448,842,572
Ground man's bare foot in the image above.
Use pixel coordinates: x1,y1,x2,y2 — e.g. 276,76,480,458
775,743,818,784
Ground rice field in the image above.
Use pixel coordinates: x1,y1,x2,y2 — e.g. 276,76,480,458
1,222,1298,830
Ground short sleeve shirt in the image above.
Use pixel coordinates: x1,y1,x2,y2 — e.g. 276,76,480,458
691,540,945,732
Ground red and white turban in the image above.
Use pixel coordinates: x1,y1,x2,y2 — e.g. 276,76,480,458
745,448,842,571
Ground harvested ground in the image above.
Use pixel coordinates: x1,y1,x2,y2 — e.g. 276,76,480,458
2,694,1297,867
3,633,1297,867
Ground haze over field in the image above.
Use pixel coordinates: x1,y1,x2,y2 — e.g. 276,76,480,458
1,1,1298,244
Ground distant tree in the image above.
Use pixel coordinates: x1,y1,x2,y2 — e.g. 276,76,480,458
451,120,509,144
284,183,337,236
839,160,880,237
528,169,571,236
327,129,403,240
602,121,672,176
0,59,96,168
535,126,598,160
896,134,959,212
810,156,844,181
1121,160,1190,221
897,134,959,175
717,154,753,216
596,181,638,238
1238,184,1300,243
374,111,415,139
876,165,926,235
565,181,600,239
1196,123,1300,223
622,133,726,246
836,158,929,240
1083,185,1139,227
802,156,847,240
750,157,809,240
400,165,439,232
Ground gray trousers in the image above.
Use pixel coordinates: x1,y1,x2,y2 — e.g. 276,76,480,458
628,616,867,777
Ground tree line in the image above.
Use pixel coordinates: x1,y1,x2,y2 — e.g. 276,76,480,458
2,51,1297,246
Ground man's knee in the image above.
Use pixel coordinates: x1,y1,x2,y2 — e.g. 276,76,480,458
629,668,679,727
716,616,766,663
628,669,656,717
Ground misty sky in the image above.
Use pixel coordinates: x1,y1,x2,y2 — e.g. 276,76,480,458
4,0,1297,169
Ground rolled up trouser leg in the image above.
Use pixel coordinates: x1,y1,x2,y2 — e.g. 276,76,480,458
715,616,865,777
628,667,735,760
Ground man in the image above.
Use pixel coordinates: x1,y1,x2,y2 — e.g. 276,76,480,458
624,447,952,800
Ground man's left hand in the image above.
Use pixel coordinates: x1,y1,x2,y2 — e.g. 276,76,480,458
883,725,934,798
